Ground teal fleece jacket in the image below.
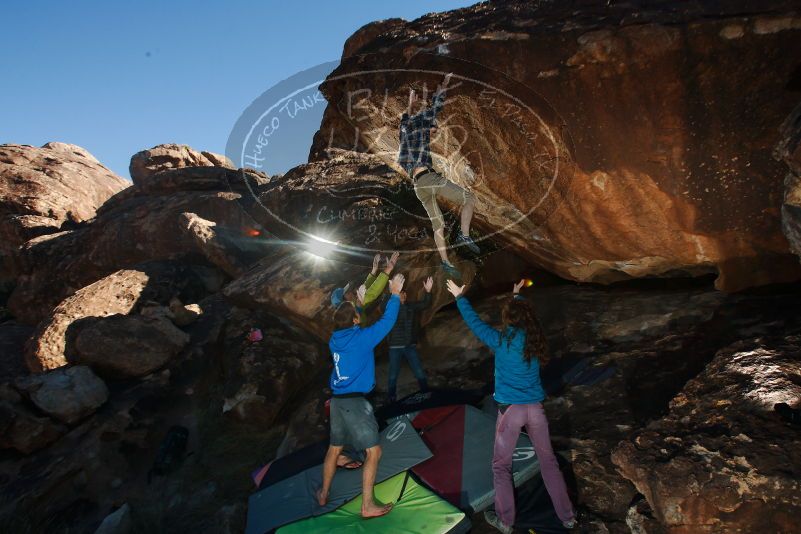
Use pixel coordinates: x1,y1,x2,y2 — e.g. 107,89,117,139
456,295,545,405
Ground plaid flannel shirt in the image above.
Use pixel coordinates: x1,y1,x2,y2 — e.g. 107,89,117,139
397,88,446,176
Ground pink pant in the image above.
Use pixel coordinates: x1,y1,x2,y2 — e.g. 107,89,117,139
493,402,575,526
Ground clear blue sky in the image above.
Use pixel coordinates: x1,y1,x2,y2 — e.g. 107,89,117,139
1,0,476,180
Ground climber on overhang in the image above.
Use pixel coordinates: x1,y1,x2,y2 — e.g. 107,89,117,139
397,72,479,279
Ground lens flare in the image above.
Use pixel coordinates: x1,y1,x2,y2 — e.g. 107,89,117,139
306,234,339,261
524,279,534,287
244,227,261,237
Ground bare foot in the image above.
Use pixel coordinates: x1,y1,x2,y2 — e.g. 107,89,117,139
316,487,328,507
362,502,393,518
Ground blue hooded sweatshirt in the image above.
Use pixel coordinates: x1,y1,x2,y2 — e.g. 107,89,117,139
456,295,545,405
329,294,400,395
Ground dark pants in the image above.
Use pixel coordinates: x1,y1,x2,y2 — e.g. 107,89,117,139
387,345,428,399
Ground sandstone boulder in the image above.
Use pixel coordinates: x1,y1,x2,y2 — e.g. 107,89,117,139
341,18,406,59
75,314,190,378
129,143,234,185
0,382,64,454
219,307,326,425
14,365,108,425
25,268,153,372
23,262,202,373
310,1,801,291
0,143,128,282
168,297,202,327
8,164,263,324
612,335,801,532
180,212,248,278
0,322,33,381
224,150,476,339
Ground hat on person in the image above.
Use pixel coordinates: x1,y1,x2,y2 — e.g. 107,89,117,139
330,282,351,307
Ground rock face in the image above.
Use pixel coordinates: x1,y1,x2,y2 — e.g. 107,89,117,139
0,143,128,282
75,314,190,378
777,103,801,260
341,18,406,59
94,504,132,534
14,365,108,425
310,1,801,291
219,307,326,425
0,322,33,381
224,150,476,340
0,383,64,454
169,298,202,327
23,263,201,373
25,268,152,372
612,335,801,532
180,212,248,278
9,163,267,324
129,144,234,185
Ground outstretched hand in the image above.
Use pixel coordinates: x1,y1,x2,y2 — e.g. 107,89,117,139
356,284,367,305
436,73,454,97
446,279,465,298
371,254,381,275
389,273,406,295
513,279,526,294
423,276,434,293
384,251,400,274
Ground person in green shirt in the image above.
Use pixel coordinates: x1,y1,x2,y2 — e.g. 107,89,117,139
330,252,400,325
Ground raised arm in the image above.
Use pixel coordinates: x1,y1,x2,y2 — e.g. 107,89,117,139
363,272,387,308
456,296,502,350
362,253,380,293
360,274,405,347
420,73,452,128
364,252,398,308
419,88,446,129
408,276,433,310
359,295,400,348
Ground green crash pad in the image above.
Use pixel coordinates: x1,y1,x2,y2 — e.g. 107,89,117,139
277,471,471,534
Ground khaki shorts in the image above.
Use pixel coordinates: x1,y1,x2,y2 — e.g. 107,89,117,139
413,170,475,232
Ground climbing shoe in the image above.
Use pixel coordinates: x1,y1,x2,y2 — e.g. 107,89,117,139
441,260,461,279
454,231,480,254
484,510,513,534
